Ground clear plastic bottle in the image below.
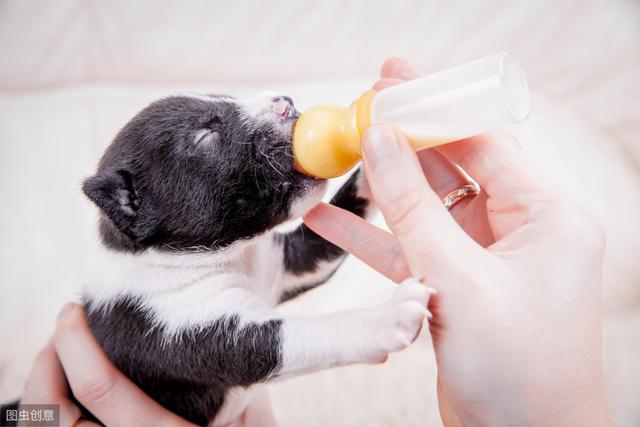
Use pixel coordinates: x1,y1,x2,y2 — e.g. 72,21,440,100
292,52,530,179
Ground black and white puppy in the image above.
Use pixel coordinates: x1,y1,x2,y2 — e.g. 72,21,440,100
80,92,430,426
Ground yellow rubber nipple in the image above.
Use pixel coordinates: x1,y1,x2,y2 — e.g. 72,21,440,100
292,90,376,179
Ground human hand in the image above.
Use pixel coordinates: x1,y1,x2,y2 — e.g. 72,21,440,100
20,304,276,427
304,59,612,426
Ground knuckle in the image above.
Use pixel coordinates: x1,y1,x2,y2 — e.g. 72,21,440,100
382,188,428,234
386,249,411,283
73,369,118,406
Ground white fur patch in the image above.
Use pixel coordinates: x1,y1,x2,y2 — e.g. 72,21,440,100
237,91,295,138
85,235,285,336
238,91,279,117
279,277,432,378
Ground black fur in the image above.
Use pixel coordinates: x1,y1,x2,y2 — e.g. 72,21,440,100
1,94,375,425
84,297,282,426
282,169,367,276
82,95,320,252
277,169,369,301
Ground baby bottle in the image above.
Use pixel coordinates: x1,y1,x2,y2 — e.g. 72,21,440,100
292,52,530,178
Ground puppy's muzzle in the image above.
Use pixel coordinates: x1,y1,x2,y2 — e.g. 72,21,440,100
271,96,298,120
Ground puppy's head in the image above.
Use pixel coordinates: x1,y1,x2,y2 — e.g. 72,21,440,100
83,93,326,251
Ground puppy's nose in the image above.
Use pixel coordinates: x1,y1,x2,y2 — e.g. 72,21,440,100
271,96,297,119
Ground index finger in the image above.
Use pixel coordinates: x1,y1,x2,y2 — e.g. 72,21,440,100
304,202,411,283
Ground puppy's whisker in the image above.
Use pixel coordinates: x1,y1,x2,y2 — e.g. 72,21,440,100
257,146,285,177
266,154,287,171
272,147,294,160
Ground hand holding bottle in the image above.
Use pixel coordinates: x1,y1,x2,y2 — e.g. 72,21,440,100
304,59,612,427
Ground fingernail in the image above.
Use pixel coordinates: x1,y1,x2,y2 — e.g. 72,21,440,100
362,124,401,172
57,303,76,321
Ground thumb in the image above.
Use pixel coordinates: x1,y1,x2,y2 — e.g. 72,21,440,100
361,124,482,279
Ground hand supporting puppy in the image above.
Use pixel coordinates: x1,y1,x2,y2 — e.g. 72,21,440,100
18,304,276,427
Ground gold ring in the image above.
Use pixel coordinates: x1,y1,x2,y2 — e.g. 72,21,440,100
442,184,480,210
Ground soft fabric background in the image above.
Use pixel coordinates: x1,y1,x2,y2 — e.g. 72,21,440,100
0,1,638,426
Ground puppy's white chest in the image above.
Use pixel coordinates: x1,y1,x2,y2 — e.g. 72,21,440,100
85,234,284,334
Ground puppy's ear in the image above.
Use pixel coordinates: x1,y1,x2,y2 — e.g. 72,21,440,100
82,169,153,240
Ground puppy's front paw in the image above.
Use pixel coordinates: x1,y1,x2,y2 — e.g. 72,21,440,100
366,277,434,362
330,167,376,220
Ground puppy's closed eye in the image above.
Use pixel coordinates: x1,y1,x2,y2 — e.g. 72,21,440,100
203,115,223,130
193,128,221,148
193,115,224,149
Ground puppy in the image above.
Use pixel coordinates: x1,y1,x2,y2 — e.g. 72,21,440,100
78,92,430,426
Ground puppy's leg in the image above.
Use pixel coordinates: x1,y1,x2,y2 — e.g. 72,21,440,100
201,278,430,388
274,277,432,379
210,279,430,425
276,168,374,301
131,277,430,411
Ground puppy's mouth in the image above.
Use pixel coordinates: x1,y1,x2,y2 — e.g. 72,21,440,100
271,96,321,180
269,95,325,187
